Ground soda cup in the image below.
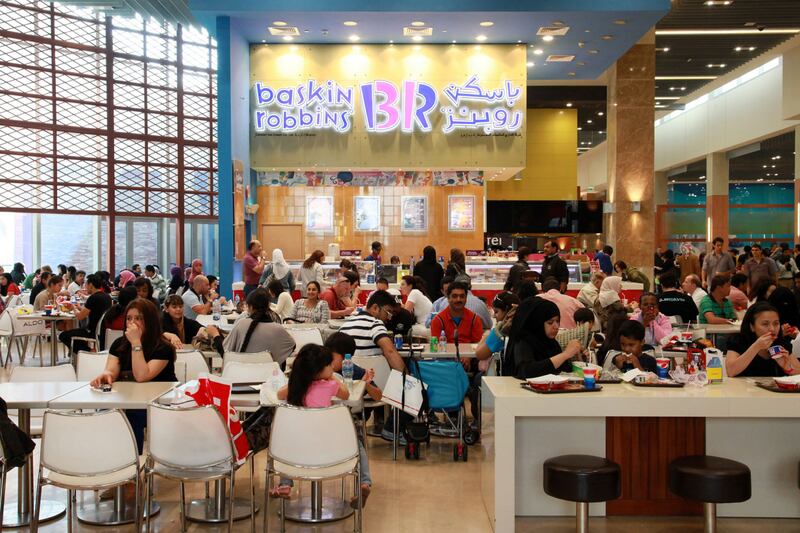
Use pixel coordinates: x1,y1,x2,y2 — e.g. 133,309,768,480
44,304,53,316
583,368,597,390
429,336,438,353
394,334,404,350
656,358,671,379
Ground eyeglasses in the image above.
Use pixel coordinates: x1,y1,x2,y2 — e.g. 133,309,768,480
641,302,658,309
381,306,393,319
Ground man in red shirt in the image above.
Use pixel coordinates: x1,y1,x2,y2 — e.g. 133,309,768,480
242,240,265,297
430,281,484,344
320,273,357,319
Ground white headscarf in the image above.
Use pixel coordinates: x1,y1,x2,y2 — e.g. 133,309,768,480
598,276,623,308
271,248,290,280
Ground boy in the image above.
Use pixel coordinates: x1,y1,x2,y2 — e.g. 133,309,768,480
604,320,658,373
324,332,383,402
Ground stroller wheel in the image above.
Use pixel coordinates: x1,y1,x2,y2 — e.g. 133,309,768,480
413,443,421,459
452,444,459,461
462,442,469,462
404,443,411,460
464,429,479,446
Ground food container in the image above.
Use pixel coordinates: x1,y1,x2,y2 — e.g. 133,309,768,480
526,375,569,391
774,376,800,390
572,362,603,380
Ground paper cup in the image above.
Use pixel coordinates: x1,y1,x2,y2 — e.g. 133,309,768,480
583,368,597,389
656,357,670,378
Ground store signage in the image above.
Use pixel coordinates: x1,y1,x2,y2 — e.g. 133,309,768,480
253,75,523,136
484,233,514,250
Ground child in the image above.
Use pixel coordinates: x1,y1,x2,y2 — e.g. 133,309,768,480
274,344,374,508
325,332,382,402
573,307,599,352
602,320,658,373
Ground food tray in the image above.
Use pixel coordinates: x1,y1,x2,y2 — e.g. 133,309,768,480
756,382,800,393
231,382,261,394
597,377,623,384
520,383,603,394
631,380,684,388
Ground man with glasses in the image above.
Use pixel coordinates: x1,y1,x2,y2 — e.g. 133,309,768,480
320,271,359,319
337,290,404,370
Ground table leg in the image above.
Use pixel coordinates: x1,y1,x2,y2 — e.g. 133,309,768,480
76,484,160,525
2,409,65,528
283,480,353,523
186,478,255,523
50,325,58,366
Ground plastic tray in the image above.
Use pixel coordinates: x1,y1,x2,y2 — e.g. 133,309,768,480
631,380,684,388
520,383,603,394
756,382,800,393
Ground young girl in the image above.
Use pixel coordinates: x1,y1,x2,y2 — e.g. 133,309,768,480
274,344,374,508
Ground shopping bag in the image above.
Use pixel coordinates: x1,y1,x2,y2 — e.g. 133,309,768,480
382,369,425,417
185,375,250,465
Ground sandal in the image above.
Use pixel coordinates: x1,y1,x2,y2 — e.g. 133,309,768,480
350,484,371,509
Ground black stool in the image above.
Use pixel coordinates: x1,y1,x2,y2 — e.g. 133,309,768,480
543,455,621,533
669,455,751,533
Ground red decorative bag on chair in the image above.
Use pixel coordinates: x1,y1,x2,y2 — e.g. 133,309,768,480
185,375,249,464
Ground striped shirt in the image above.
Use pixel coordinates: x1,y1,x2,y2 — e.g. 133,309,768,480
337,311,389,358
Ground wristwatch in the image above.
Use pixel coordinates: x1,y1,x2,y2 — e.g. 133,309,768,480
132,345,143,352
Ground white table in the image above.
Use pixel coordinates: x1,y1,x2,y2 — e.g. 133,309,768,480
481,376,800,532
401,345,478,359
48,381,177,526
691,321,741,345
0,381,87,527
196,313,238,332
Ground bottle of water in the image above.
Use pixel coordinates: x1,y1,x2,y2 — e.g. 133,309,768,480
342,353,354,389
212,298,221,321
271,367,281,392
439,330,447,352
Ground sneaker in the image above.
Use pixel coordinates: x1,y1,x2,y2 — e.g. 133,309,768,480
366,424,384,438
430,425,460,438
380,428,407,446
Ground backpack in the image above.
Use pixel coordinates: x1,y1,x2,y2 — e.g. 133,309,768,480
452,264,472,286
0,398,35,469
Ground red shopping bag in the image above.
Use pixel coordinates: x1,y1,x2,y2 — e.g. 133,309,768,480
185,375,249,465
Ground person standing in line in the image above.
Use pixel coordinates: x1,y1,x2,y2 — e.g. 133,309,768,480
299,250,326,297
413,245,444,301
364,241,383,265
260,248,295,293
677,243,702,282
540,240,569,293
743,243,778,289
702,237,736,290
594,245,614,276
504,246,531,292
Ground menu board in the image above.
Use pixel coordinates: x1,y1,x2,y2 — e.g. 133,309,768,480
354,196,380,232
306,196,334,232
401,196,428,232
448,195,475,231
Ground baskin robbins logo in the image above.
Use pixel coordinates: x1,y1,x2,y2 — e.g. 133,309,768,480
252,76,523,136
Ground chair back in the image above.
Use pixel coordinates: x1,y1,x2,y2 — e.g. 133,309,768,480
270,405,358,468
351,355,391,389
174,360,188,383
221,361,279,382
285,328,323,354
147,403,234,469
76,351,109,381
0,310,12,335
10,312,46,337
95,309,110,341
41,409,138,476
223,351,272,365
668,315,682,325
10,364,77,382
6,296,22,309
104,328,124,350
176,350,210,381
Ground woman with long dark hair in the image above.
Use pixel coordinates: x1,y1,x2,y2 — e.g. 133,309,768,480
10,263,26,286
400,275,432,325
444,248,467,280
413,245,444,300
725,302,800,377
167,266,185,295
299,250,326,297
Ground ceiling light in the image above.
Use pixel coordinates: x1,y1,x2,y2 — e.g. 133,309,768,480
517,40,522,43
613,19,627,25
343,21,358,26
412,35,423,42
526,61,534,67
476,34,488,42
272,21,287,26
656,96,681,100
349,34,360,42
566,102,573,107
597,111,604,116
389,40,394,44
261,39,266,43
480,21,494,27
749,46,756,51
411,21,426,27
452,40,457,43
704,0,732,5
656,76,717,80
601,35,613,40
282,35,294,41
587,119,593,124
568,72,576,76
656,28,799,35
577,127,582,130
599,130,604,134
757,178,764,182
542,35,554,42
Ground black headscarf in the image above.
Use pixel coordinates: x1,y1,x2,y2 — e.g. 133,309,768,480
767,286,800,328
504,298,569,379
11,263,25,285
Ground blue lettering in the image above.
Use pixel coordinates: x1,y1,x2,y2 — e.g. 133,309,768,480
276,88,293,107
254,110,267,130
299,108,314,127
307,80,324,105
283,111,297,131
254,82,274,106
336,86,353,108
266,114,281,130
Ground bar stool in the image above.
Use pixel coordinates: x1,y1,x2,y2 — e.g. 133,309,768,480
543,454,621,533
669,455,751,533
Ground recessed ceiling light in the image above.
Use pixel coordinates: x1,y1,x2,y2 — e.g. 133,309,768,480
389,40,394,44
442,30,447,33
480,21,494,27
282,35,294,41
343,21,358,26
476,34,488,42
568,72,576,76
542,35,554,42
526,61,534,67
657,28,799,35
517,40,522,43
613,19,627,25
588,49,599,54
587,119,593,123
412,35,423,42
411,21,426,27
261,39,266,43
272,21,287,26
597,111,604,116
452,40,457,43
349,34,360,42
601,35,613,40
533,48,543,55
577,127,582,130
566,102,573,107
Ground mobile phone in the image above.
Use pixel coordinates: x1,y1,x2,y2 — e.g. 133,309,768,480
101,383,112,392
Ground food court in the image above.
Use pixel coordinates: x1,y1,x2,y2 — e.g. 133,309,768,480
1,0,800,531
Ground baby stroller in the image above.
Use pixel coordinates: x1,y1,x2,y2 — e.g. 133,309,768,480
407,355,470,461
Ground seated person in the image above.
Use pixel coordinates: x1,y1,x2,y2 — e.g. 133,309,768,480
475,291,521,364
267,279,294,321
698,274,736,324
161,294,203,347
324,332,382,401
182,275,213,320
400,275,432,325
725,302,800,377
555,307,596,351
425,276,453,327
657,271,698,324
374,277,401,298
630,292,673,346
603,320,658,373
134,276,159,309
33,274,65,311
728,273,749,312
320,273,358,319
274,344,374,508
430,281,484,344
502,298,584,379
337,290,404,370
59,273,113,353
537,277,586,329
288,281,330,324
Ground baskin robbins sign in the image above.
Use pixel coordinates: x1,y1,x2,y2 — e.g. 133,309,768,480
252,75,523,136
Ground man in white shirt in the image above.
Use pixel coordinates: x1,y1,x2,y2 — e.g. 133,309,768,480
67,270,85,295
682,274,706,309
182,275,212,320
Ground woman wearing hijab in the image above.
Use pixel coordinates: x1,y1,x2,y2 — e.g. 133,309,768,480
260,248,296,293
117,269,136,289
187,259,204,284
502,298,584,379
413,245,444,301
167,266,185,296
10,263,26,286
593,276,633,332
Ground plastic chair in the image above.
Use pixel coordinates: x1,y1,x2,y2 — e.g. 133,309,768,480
221,361,279,383
174,360,188,383
223,351,273,366
350,355,391,449
32,409,143,533
0,310,12,367
265,404,362,532
10,365,78,436
176,350,210,381
104,328,124,351
285,328,323,355
75,351,109,382
145,403,255,533
7,311,47,367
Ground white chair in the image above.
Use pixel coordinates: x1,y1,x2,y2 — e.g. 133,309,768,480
104,328,124,351
75,351,109,382
0,310,12,367
285,328,323,355
223,351,272,366
174,360,188,383
32,409,143,533
7,311,47,367
145,403,255,533
176,350,210,381
221,361,279,383
10,364,78,435
265,405,363,532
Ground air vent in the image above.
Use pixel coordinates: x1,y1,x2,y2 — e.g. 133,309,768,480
537,26,570,37
268,26,300,36
403,26,433,37
546,54,575,62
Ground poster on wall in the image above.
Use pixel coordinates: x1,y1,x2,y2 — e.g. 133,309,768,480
448,195,475,231
306,196,334,232
401,196,428,232
354,196,381,232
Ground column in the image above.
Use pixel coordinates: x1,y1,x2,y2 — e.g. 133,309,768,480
654,171,668,250
706,152,729,248
216,16,235,298
605,31,655,278
794,126,800,246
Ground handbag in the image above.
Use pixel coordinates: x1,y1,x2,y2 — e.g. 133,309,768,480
383,368,425,417
242,406,274,453
0,398,35,469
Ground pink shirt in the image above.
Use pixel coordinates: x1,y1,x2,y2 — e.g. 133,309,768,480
243,253,260,285
537,289,586,329
728,286,749,311
303,379,341,408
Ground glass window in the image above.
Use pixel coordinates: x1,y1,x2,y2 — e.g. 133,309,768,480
132,219,159,268
40,214,100,272
115,220,128,270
